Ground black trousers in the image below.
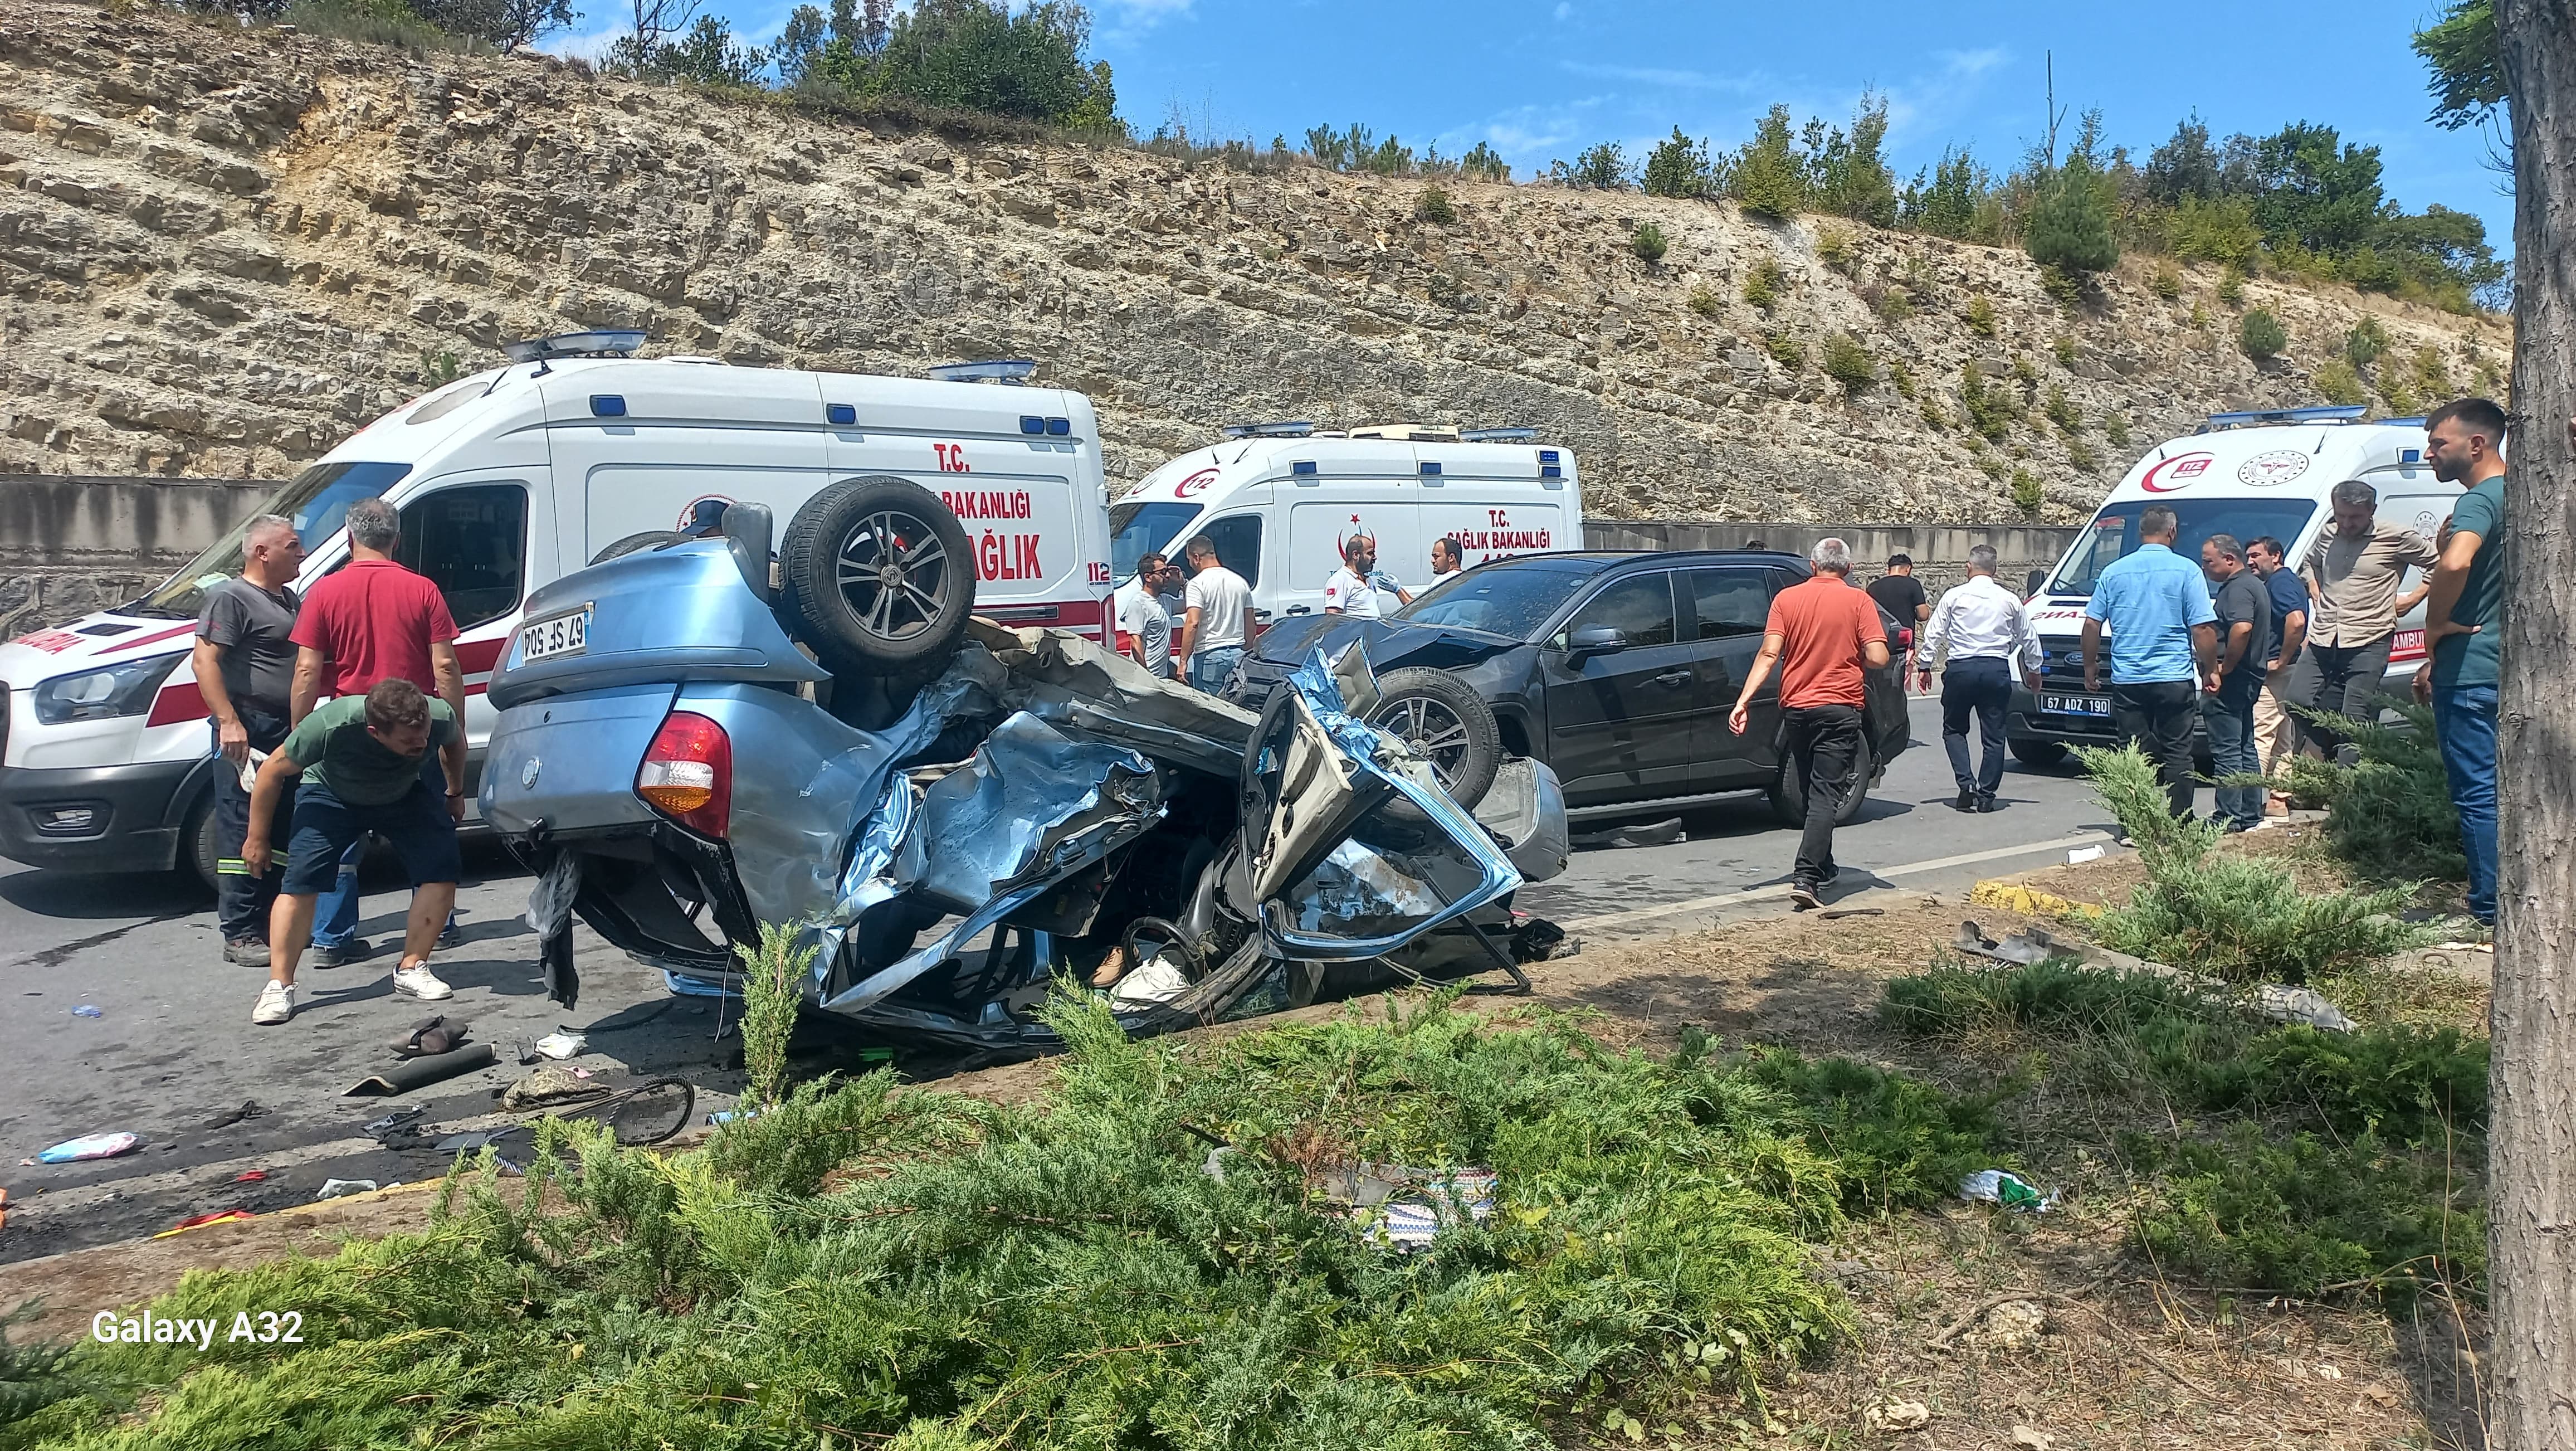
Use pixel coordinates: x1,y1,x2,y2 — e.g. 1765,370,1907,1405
1940,655,2012,802
2287,635,2394,766
2110,679,2199,820
213,706,294,944
1783,703,1864,887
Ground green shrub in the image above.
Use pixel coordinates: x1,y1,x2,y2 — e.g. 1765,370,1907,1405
2051,334,2077,367
2216,264,2246,305
1919,400,1949,429
2037,264,2084,309
1413,184,1456,224
1629,221,1668,264
283,0,496,53
2307,702,2468,883
1686,283,1723,319
2315,359,2368,406
1887,358,1916,398
2009,467,2042,511
1743,256,1785,309
1872,284,1914,322
2102,412,2131,447
2150,263,2183,300
1765,330,1806,368
2043,382,2082,432
2411,344,2453,400
2023,155,2118,274
2066,436,2100,471
1964,292,1996,335
1977,452,2009,480
1959,364,2014,440
1640,125,1712,198
1884,958,2219,1040
2128,1127,2483,1301
2011,352,2039,390
2190,300,2212,330
2079,744,2432,983
27,996,1979,1444
2345,316,2390,371
2239,307,2288,359
1569,140,1629,189
1816,225,1855,272
2381,373,2423,416
1728,104,1807,220
1821,333,1874,392
734,921,817,1111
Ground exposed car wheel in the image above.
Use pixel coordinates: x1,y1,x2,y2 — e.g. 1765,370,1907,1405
2010,738,2070,767
181,785,222,897
778,476,977,678
1769,737,1875,828
590,530,690,565
1368,668,1500,809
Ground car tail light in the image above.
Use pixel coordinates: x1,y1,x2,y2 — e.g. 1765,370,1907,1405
637,711,730,838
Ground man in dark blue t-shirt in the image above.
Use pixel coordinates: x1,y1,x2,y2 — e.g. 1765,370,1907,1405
2245,535,2309,814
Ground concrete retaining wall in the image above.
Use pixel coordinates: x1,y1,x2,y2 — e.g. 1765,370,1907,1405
0,472,2085,636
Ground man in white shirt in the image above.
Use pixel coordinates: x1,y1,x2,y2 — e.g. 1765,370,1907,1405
1915,544,2043,813
1320,535,1412,618
1178,534,1253,693
1429,537,1463,578
1114,552,1176,678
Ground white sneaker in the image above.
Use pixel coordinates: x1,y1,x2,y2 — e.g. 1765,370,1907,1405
251,980,295,1025
392,964,453,1001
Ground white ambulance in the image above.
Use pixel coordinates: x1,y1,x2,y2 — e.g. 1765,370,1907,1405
1108,422,1582,633
0,335,1114,889
2007,405,2465,764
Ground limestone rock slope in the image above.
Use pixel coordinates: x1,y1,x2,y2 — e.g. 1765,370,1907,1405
0,0,2511,519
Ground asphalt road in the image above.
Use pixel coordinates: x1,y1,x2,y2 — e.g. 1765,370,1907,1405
0,694,2133,1263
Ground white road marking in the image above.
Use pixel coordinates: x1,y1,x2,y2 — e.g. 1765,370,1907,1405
1555,831,2119,933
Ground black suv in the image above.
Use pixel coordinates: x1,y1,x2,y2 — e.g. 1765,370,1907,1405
1238,551,1913,824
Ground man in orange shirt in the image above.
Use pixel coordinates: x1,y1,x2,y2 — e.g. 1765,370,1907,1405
1728,538,1890,909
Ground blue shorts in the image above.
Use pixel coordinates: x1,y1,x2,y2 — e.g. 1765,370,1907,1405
281,778,461,895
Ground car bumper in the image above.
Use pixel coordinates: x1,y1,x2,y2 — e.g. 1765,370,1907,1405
0,757,202,874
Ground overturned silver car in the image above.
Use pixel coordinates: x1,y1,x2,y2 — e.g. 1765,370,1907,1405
480,485,1570,1054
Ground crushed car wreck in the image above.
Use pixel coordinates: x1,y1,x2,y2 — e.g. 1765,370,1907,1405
481,481,1571,1054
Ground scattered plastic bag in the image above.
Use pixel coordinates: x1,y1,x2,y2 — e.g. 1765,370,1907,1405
1108,953,1190,1007
1959,1168,2054,1213
533,1030,587,1061
316,1179,378,1199
37,1133,140,1163
70,1005,101,1018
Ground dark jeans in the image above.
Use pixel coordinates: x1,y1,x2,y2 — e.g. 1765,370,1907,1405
2202,686,2263,830
2111,679,2199,820
2288,635,2394,766
1939,656,2012,802
2431,683,2499,925
212,709,293,944
281,778,461,896
1783,703,1863,887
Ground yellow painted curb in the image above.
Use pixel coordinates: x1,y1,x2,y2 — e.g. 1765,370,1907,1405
1969,879,2105,919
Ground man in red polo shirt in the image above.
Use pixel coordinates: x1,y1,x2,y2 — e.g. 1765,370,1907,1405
1726,538,1890,909
286,496,467,974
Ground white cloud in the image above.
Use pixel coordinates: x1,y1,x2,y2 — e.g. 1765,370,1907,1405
1558,60,1766,94
1935,46,2009,81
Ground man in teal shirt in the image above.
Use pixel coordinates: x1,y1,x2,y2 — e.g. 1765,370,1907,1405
2081,504,2219,820
2414,398,2508,929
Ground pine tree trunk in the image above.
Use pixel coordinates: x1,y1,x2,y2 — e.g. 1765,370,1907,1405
2491,2,2576,1445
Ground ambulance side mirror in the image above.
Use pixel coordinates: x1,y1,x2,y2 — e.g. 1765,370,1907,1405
2025,568,2046,597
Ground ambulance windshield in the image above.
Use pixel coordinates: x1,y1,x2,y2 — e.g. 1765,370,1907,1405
2046,499,2315,599
1108,501,1202,581
131,461,414,617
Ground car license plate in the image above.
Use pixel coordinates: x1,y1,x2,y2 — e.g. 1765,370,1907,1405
520,608,591,664
2043,693,2110,718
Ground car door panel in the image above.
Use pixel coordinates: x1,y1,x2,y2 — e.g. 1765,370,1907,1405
1538,572,1696,805
1684,566,1783,789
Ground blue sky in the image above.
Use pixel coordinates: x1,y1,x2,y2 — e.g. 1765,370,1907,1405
562,0,2513,250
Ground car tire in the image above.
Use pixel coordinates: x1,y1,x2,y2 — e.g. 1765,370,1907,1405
2010,739,2071,768
1769,736,1875,828
1368,668,1501,810
589,530,690,565
181,785,222,897
777,476,977,679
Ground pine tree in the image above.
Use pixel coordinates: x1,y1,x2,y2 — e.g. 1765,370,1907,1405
1728,105,1807,220
1641,126,1711,199
2024,153,2120,274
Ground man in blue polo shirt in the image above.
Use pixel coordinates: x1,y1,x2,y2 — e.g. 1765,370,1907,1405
2081,504,2218,820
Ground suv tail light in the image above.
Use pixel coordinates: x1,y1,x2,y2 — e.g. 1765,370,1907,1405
637,711,730,838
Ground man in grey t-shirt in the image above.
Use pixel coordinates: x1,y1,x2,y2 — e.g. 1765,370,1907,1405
2201,534,2271,833
191,514,305,963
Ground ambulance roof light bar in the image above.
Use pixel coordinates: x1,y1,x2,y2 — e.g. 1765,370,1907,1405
1458,426,1540,442
1221,421,1318,439
2196,403,2370,432
501,330,649,377
928,359,1038,385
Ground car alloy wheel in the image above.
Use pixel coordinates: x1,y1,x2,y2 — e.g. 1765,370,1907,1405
833,507,955,646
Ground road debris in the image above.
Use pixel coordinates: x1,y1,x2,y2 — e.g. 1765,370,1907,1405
202,1101,267,1130
70,1004,101,1017
154,1209,255,1238
344,1044,499,1097
37,1132,141,1163
532,1030,587,1060
1959,1168,2055,1213
316,1179,379,1199
1865,1399,1931,1432
390,1016,473,1057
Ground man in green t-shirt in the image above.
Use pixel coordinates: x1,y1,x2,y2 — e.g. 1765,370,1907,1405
238,678,466,1024
2414,398,2508,929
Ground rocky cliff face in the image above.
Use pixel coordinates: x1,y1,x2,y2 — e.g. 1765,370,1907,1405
0,0,2512,520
